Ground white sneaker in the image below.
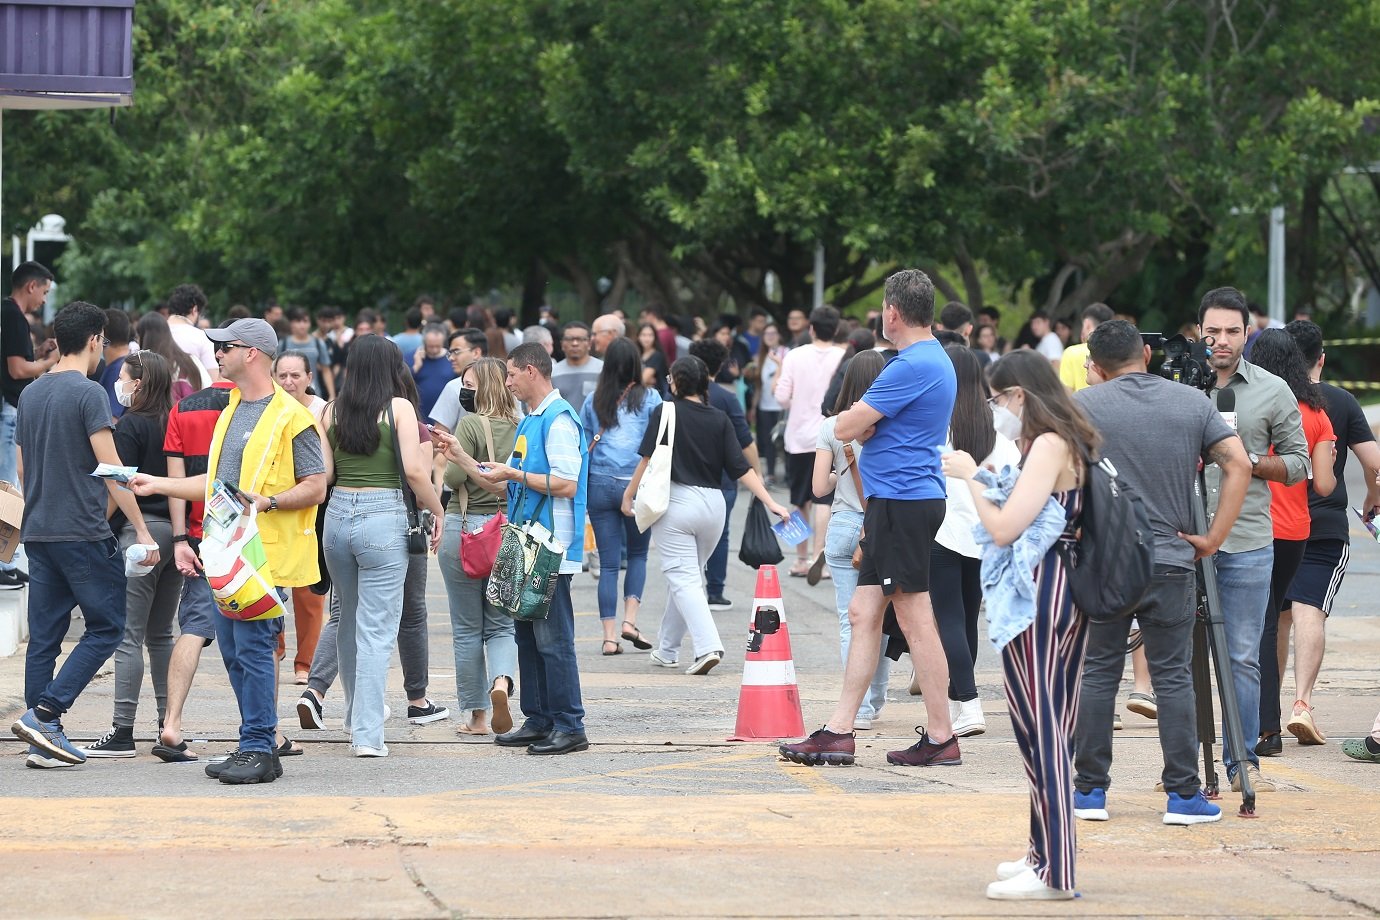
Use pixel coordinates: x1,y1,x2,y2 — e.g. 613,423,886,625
853,717,873,730
352,745,389,758
649,650,679,668
686,650,722,675
908,668,923,697
949,698,987,737
986,867,1074,900
995,858,1031,881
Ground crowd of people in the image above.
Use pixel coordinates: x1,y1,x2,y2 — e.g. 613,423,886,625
5,260,1380,900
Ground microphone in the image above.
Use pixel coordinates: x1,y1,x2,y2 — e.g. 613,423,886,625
1216,387,1238,434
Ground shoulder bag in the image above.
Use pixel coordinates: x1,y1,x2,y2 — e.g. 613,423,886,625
633,401,676,533
485,470,564,621
457,415,506,579
843,442,867,569
385,403,429,555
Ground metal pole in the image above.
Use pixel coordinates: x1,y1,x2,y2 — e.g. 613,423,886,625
813,243,825,309
1268,205,1285,324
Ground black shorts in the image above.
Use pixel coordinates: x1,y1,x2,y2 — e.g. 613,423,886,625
1284,538,1349,616
857,498,946,596
785,451,831,508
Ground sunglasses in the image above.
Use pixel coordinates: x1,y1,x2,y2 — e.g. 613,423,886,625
214,342,251,353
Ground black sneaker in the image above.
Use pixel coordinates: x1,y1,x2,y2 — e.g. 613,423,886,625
297,691,325,730
83,725,136,759
706,595,733,610
0,569,23,591
217,750,280,785
407,700,450,724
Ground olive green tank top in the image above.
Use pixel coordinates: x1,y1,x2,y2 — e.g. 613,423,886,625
328,422,401,489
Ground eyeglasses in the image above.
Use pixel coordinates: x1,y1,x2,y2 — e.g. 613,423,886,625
214,342,251,353
447,347,471,358
100,336,110,348
987,389,1013,409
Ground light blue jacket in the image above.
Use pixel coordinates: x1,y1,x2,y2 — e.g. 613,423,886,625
973,465,1069,651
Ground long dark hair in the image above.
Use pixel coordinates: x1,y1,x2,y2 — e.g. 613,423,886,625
135,312,202,387
832,350,885,414
669,355,709,400
124,350,173,425
334,334,406,455
988,350,1100,466
1251,328,1326,411
638,322,663,356
592,337,648,429
945,343,996,462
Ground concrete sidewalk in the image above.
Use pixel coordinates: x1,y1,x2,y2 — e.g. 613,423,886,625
1,476,1379,918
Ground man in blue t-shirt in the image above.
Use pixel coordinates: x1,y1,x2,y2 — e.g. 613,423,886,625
780,268,959,769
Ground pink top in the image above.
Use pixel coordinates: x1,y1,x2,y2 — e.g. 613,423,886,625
773,343,845,454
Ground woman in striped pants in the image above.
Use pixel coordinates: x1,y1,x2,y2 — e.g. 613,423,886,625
943,351,1099,900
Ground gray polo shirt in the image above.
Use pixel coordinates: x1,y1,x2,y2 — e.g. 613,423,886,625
1204,359,1309,554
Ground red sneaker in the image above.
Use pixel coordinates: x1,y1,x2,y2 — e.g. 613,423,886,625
886,728,961,766
778,727,856,766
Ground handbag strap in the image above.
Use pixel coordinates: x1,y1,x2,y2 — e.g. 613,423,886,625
384,403,420,523
458,415,499,526
657,400,676,449
843,442,867,511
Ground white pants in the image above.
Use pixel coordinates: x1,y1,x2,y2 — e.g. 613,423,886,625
653,484,726,661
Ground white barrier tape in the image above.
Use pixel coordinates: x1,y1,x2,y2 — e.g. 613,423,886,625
741,659,797,686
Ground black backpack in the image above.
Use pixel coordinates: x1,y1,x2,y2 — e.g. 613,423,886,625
1057,456,1154,623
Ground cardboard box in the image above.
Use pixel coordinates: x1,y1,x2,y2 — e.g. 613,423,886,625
0,480,24,564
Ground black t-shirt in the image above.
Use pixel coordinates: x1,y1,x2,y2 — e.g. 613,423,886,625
1,297,36,408
1308,382,1375,541
639,398,750,490
112,410,171,528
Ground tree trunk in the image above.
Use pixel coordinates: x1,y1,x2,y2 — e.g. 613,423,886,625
952,238,985,312
520,259,548,327
1292,178,1322,313
1052,232,1158,317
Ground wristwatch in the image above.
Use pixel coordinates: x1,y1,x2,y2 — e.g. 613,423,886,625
267,495,279,512
1248,451,1261,470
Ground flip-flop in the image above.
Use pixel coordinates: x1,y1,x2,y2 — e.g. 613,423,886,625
620,621,653,650
788,562,811,577
491,678,514,735
805,551,828,585
276,737,304,757
151,740,198,763
456,724,491,736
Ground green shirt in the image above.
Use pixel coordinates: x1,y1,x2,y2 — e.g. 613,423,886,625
445,413,518,517
1204,359,1309,554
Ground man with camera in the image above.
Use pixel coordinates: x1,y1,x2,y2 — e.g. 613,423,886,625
1071,320,1251,824
1198,287,1309,793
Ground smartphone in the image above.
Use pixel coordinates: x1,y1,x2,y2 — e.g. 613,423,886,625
1353,508,1380,543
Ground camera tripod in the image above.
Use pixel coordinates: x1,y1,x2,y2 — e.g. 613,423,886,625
1189,469,1257,817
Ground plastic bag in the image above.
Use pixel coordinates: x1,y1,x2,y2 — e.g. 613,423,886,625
738,497,785,569
124,543,158,577
201,504,287,621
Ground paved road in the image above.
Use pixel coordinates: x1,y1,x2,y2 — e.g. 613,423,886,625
2,471,1379,918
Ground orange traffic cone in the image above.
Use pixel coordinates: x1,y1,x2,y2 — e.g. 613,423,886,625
729,565,805,741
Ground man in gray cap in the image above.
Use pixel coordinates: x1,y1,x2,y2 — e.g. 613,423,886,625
132,318,328,784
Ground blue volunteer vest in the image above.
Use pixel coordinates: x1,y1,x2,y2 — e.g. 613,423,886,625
507,393,590,563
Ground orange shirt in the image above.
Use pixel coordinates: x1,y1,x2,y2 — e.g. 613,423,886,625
1269,403,1335,541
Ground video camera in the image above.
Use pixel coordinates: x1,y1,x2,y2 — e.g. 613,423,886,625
1140,332,1215,390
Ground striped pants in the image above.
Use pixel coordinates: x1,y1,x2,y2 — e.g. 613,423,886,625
1000,556,1090,892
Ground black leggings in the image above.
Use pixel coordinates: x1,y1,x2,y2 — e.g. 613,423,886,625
930,543,983,702
1258,538,1307,735
756,409,782,477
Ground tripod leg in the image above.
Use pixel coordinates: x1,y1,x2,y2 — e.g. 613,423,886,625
1191,617,1219,798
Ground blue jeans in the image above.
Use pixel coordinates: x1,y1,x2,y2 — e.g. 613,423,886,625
24,538,126,715
324,489,409,751
439,511,517,712
214,609,283,753
1213,544,1274,774
824,510,888,720
514,574,585,734
705,483,738,598
0,401,18,573
586,473,651,620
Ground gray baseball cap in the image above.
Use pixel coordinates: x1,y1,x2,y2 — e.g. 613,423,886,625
205,318,279,356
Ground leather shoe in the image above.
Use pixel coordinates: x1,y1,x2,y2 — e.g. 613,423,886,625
528,730,590,755
494,722,552,747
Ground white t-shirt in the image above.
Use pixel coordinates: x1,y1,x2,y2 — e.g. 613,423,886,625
936,430,1021,557
169,319,217,384
758,350,784,412
816,416,863,514
1036,332,1064,362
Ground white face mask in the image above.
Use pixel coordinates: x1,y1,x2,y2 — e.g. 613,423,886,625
992,404,1023,441
115,378,137,408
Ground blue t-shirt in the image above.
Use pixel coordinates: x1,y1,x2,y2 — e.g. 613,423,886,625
858,338,956,501
413,356,455,422
580,387,663,479
100,355,126,419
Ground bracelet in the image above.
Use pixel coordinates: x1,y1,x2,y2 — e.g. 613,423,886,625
171,534,189,544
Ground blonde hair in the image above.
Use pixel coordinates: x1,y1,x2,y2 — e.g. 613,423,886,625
469,356,519,424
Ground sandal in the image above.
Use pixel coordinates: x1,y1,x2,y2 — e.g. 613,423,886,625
151,739,198,763
805,551,828,586
620,621,653,650
276,737,304,757
602,639,624,656
788,561,811,577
